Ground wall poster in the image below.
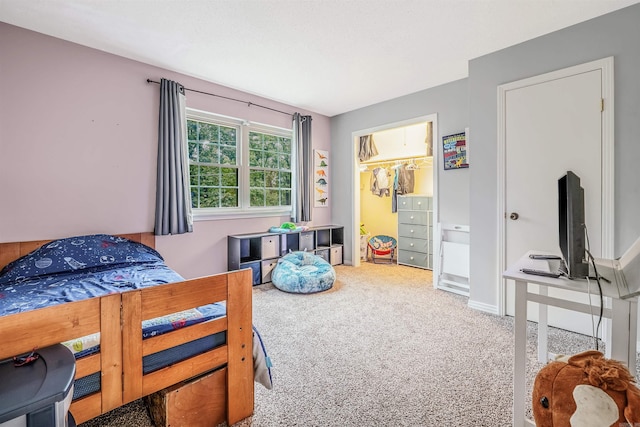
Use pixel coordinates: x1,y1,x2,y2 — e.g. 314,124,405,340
313,149,329,207
442,132,469,170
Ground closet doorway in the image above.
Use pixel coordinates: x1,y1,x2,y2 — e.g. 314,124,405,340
351,114,439,281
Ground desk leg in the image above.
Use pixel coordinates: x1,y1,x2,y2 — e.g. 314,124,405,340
538,286,548,363
610,298,637,376
514,279,528,427
629,299,638,377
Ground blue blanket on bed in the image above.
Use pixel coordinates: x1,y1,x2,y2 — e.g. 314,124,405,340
0,234,187,315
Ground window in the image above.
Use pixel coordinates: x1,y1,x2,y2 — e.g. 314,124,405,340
187,109,293,218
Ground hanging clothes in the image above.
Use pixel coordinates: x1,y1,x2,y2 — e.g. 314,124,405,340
359,134,379,162
397,164,415,195
392,164,416,213
370,167,391,197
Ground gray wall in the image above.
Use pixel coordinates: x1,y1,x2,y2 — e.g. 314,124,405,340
330,79,469,265
331,2,640,315
469,3,640,310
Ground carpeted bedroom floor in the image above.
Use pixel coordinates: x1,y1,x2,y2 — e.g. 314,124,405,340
80,262,620,426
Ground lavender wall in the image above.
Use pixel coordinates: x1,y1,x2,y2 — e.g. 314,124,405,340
0,22,330,278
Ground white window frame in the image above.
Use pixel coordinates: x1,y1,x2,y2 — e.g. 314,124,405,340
187,108,294,221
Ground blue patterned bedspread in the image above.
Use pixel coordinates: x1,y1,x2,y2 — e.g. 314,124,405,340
0,234,221,319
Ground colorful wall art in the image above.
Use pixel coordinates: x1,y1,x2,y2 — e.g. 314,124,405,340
314,149,329,207
442,132,469,170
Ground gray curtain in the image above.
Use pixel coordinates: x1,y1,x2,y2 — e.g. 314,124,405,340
154,78,193,235
292,113,312,223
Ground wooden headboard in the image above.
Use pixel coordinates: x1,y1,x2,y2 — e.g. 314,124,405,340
0,232,156,270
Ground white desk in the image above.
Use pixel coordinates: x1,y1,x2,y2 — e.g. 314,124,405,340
504,251,638,427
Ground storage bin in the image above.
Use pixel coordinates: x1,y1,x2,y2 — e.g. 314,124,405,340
261,259,278,283
315,249,330,263
261,236,279,259
299,232,315,251
330,246,343,265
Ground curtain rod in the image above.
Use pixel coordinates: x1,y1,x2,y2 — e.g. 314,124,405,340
146,79,295,118
360,155,432,167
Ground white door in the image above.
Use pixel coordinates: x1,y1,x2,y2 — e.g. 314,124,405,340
503,66,605,335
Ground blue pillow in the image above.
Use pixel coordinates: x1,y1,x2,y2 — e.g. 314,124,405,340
0,234,163,285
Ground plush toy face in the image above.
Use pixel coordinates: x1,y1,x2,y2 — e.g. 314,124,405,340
532,350,640,427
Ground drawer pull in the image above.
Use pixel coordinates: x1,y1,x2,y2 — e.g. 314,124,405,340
410,216,414,220
410,256,414,260
417,202,421,205
410,243,414,247
410,229,414,233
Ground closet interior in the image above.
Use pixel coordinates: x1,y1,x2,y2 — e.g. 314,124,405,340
358,121,434,267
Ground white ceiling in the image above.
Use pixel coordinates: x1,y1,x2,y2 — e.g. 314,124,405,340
1,0,638,117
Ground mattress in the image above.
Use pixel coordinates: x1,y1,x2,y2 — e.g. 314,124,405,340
67,303,227,400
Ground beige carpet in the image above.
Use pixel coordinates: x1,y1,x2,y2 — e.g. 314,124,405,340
80,262,610,426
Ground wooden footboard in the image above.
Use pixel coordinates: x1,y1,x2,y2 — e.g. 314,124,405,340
0,233,254,425
0,294,122,424
121,268,254,425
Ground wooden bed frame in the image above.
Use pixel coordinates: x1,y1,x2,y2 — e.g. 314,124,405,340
0,232,254,425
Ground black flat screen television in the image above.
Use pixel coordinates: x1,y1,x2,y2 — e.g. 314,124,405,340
558,171,590,279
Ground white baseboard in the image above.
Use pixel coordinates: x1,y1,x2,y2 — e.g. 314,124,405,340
468,299,499,315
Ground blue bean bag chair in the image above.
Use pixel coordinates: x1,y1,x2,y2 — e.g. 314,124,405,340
271,251,336,293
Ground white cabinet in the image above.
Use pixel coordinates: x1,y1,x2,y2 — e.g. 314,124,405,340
397,195,433,270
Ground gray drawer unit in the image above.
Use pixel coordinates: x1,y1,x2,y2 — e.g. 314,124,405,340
398,211,428,225
397,195,433,270
398,224,428,238
397,250,430,269
398,237,429,253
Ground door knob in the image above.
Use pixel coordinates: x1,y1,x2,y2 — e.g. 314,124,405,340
510,212,519,220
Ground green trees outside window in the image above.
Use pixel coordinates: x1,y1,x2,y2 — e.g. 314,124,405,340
187,113,292,211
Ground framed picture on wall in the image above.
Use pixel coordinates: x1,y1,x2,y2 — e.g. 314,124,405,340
442,132,469,170
313,149,329,207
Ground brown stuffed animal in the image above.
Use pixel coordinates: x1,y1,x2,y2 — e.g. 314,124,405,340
532,350,640,426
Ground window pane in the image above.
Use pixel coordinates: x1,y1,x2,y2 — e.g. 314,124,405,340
265,170,278,188
221,168,238,186
219,126,236,144
278,154,290,169
188,142,199,163
187,121,198,140
264,152,278,169
221,188,238,207
190,167,199,186
200,187,219,208
199,122,218,143
281,190,291,205
220,147,236,165
250,170,264,187
280,171,291,187
199,142,219,163
249,133,262,149
279,136,291,153
263,134,278,151
249,149,263,167
265,189,280,206
250,188,265,207
200,166,219,186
